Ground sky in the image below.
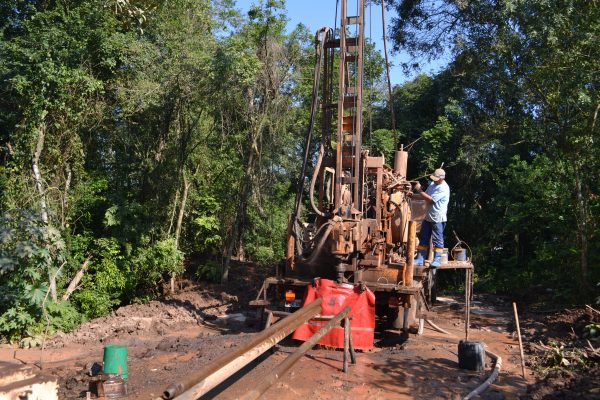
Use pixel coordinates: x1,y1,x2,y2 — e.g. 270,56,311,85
234,0,449,85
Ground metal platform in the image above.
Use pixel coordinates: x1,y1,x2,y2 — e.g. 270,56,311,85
433,260,474,270
250,276,422,308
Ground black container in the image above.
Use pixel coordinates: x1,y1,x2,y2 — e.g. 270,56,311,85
458,340,485,371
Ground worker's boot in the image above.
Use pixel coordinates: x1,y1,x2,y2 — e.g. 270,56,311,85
430,248,444,268
414,246,428,266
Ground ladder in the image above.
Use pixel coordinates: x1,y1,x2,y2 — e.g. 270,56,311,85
325,0,366,215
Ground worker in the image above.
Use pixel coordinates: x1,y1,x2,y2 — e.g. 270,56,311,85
413,168,450,268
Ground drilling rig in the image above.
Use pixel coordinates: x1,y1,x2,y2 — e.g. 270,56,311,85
251,0,460,342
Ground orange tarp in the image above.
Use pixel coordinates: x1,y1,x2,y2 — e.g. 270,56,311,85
292,278,375,350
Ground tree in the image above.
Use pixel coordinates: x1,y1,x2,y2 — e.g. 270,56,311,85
214,0,308,281
387,0,600,297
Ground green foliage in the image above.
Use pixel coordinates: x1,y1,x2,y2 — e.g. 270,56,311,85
19,331,44,349
384,0,600,300
73,238,127,319
254,246,276,266
244,182,293,266
17,301,82,348
0,0,312,340
72,236,184,318
130,238,184,298
0,210,65,340
195,260,221,283
191,195,222,254
3,0,596,344
540,342,588,372
366,129,396,162
0,305,37,343
46,301,83,333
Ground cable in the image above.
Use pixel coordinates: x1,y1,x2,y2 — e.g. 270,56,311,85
380,0,397,147
309,144,330,217
334,0,339,37
368,0,373,141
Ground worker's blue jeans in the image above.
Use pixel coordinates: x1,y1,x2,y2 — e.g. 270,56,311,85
418,220,446,249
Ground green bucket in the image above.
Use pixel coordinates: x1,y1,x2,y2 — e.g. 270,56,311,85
103,344,128,379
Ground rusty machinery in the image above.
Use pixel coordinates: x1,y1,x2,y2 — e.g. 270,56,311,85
253,0,435,330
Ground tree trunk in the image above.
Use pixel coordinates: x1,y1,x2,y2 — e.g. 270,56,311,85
33,121,57,301
171,169,191,294
574,169,590,293
175,170,190,245
48,273,57,303
222,151,254,283
62,163,72,229
62,257,91,301
222,184,248,283
168,189,180,236
33,122,48,225
236,234,246,262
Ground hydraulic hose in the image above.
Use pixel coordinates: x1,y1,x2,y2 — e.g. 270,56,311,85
421,319,503,399
298,223,333,265
463,351,502,400
293,27,331,220
425,319,453,336
309,144,330,217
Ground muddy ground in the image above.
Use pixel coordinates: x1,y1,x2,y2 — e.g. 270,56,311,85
520,306,600,400
1,264,598,399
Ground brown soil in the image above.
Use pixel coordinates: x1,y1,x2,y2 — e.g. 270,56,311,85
2,262,596,400
48,282,246,349
520,306,600,400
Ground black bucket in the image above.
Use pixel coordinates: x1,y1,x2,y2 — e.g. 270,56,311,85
458,340,485,371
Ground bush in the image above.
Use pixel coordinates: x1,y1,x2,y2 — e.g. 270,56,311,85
130,237,184,298
73,238,127,318
254,246,275,265
18,301,82,348
0,210,66,341
195,260,221,283
46,300,83,332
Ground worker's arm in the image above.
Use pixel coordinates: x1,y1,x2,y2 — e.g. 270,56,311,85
413,182,433,204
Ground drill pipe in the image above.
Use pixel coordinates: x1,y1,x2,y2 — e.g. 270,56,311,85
240,305,352,400
164,298,322,399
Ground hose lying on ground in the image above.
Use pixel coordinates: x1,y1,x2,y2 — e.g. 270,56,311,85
463,350,503,400
425,319,453,336
422,319,502,399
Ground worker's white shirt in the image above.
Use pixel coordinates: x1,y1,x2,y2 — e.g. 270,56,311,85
425,181,450,223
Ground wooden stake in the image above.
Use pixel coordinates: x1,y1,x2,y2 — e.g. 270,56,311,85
512,302,526,379
465,269,471,341
404,221,416,286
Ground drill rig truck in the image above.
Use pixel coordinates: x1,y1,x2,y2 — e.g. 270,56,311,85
251,0,472,344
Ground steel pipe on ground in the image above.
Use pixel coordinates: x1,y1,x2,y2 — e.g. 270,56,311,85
163,298,323,400
240,305,352,400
